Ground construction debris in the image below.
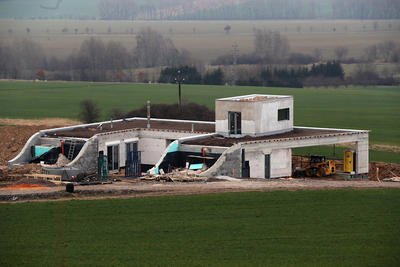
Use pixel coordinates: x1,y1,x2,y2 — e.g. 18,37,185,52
369,162,400,181
143,168,207,182
382,177,400,182
70,172,98,183
0,164,43,181
41,154,70,168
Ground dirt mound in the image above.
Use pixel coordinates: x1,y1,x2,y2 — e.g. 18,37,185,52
0,118,78,165
0,126,46,165
0,118,80,127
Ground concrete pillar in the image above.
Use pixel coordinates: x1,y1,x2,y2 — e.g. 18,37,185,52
356,138,369,174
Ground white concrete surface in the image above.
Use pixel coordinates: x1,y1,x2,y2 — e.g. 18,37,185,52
244,148,291,178
356,138,369,174
215,94,293,137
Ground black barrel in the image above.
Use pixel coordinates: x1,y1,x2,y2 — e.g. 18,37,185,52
66,183,74,193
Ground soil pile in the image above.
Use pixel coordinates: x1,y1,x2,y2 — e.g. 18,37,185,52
0,119,79,165
0,125,44,165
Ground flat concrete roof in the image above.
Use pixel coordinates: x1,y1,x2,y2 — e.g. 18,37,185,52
217,94,292,102
183,127,368,147
44,118,215,139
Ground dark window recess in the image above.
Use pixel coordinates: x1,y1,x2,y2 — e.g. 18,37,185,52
229,111,241,134
265,154,271,179
278,108,290,121
107,145,119,171
241,149,250,178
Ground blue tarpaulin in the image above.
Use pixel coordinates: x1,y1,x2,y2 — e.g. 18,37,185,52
34,146,52,158
189,163,203,170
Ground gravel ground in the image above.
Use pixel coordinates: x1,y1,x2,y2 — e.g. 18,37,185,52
1,178,400,202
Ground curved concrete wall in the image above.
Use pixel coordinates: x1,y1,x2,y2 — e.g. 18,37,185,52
8,132,42,166
43,136,98,175
150,133,218,174
200,144,242,178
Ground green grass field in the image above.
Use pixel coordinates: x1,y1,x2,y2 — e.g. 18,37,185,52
1,190,399,266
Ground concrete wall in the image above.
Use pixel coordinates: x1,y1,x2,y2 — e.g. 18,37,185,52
8,132,42,166
201,145,242,178
98,131,140,168
43,136,99,178
139,138,167,165
258,98,293,135
215,96,293,137
97,129,203,167
244,148,291,178
356,137,369,174
215,100,257,136
270,149,292,178
66,137,98,173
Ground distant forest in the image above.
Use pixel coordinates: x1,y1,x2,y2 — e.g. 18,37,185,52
1,0,400,20
100,0,400,20
175,0,400,20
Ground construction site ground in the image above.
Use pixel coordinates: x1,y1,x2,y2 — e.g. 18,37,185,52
1,119,400,203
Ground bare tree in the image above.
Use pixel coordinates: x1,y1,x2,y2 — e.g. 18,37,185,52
313,48,323,61
76,38,106,81
254,29,290,63
363,45,377,62
134,27,189,68
334,46,349,61
79,99,100,123
377,41,398,62
105,41,129,70
224,25,231,34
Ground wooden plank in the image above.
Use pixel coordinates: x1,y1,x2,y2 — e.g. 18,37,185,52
24,173,62,181
187,155,215,159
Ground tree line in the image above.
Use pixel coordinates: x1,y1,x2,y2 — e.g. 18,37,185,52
235,61,345,88
0,28,193,81
158,66,224,85
176,0,400,20
1,27,398,86
98,0,400,20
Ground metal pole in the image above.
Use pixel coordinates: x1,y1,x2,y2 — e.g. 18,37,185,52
178,81,181,108
147,100,150,129
175,70,184,110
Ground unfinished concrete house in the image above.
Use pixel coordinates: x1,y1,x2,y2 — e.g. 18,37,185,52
9,94,369,179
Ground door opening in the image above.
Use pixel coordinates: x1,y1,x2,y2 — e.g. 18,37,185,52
241,149,250,178
265,154,271,179
107,144,119,171
229,111,241,135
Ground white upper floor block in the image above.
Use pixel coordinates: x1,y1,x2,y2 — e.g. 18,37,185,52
215,94,294,137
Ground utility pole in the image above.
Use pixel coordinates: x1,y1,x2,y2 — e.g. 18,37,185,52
174,70,185,110
232,43,239,85
147,100,151,129
232,42,239,65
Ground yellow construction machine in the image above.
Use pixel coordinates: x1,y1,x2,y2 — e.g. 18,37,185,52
304,155,336,177
294,155,337,178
